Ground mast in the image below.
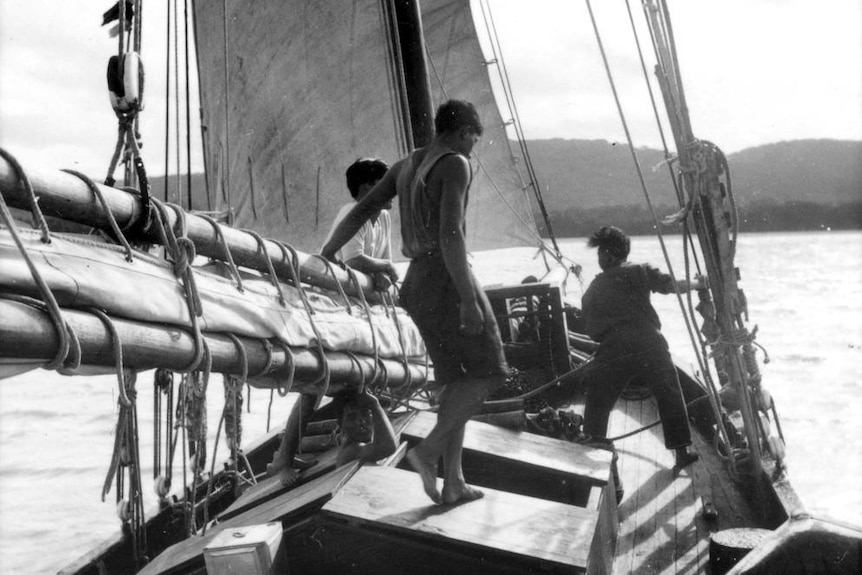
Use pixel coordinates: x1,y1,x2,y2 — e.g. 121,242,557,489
643,0,771,477
386,0,435,149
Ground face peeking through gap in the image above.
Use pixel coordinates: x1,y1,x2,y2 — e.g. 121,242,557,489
341,403,374,444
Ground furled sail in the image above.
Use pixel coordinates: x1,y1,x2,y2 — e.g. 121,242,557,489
193,0,538,257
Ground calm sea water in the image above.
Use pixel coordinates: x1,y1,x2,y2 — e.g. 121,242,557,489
1,231,860,574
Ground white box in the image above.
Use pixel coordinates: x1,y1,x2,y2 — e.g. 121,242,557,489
204,522,283,575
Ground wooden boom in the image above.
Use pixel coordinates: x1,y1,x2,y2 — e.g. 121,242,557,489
0,299,426,394
0,157,383,301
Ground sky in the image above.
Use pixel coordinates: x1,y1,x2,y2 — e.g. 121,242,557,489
0,0,860,178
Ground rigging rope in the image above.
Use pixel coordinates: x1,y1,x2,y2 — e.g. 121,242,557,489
477,0,563,260
173,0,183,207
0,149,80,371
221,0,231,215
184,0,193,210
423,24,575,276
584,0,734,456
163,0,171,202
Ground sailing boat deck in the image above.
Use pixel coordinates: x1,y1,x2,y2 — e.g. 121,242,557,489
609,396,759,575
322,465,600,574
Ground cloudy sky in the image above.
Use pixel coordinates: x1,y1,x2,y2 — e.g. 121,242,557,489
1,0,860,177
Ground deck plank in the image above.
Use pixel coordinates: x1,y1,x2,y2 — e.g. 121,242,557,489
613,396,643,575
219,446,339,520
323,465,599,572
608,394,763,575
220,412,416,521
403,411,611,484
137,462,360,575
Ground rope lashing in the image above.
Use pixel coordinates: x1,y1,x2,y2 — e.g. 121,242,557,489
0,178,81,370
313,254,353,314
341,351,366,394
273,240,313,316
244,229,285,305
90,307,134,407
346,267,381,388
250,338,275,379
198,212,244,292
148,198,205,372
0,147,51,242
109,371,148,561
62,169,136,262
273,243,331,401
224,333,248,453
382,291,413,394
204,335,248,533
271,339,296,397
183,340,211,476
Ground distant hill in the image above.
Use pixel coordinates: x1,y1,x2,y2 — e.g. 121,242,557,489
137,140,861,234
523,138,862,234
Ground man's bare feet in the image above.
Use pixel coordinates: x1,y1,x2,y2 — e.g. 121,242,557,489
266,457,287,477
279,466,300,488
406,447,442,504
442,482,484,505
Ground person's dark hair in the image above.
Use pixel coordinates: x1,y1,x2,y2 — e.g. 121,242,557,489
587,226,630,260
434,100,484,136
345,158,389,199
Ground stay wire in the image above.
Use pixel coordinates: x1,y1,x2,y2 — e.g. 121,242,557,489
585,0,728,443
478,0,563,259
184,0,193,210
423,27,566,271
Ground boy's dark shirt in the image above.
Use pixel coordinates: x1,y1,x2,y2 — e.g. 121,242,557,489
582,262,675,342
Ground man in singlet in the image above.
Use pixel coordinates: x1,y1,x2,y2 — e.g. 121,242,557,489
322,100,508,504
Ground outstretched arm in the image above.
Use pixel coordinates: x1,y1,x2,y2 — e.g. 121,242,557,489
675,274,708,292
321,164,400,261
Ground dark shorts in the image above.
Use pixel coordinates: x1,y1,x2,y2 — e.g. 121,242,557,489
399,254,508,382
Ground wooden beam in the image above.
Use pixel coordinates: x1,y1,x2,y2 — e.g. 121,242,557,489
0,158,382,301
0,299,426,392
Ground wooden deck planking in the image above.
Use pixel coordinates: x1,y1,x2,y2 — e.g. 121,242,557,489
323,465,599,573
137,462,361,575
608,395,766,575
672,449,706,575
220,447,339,520
612,396,643,574
220,412,416,521
403,411,611,484
610,397,707,575
689,426,760,530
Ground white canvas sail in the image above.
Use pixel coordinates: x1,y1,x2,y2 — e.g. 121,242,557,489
193,0,538,256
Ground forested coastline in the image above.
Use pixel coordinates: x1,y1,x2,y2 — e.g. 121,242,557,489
545,200,862,238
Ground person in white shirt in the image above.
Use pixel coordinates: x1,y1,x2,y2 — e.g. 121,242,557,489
265,159,399,488
324,158,399,290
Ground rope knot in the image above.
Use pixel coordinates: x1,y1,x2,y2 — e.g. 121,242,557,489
173,237,196,275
